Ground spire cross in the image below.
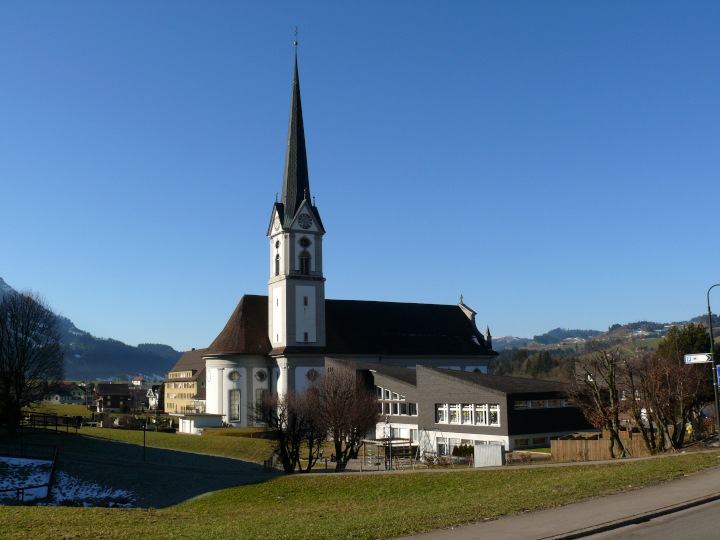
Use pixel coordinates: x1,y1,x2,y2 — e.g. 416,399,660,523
294,26,298,47
459,294,464,304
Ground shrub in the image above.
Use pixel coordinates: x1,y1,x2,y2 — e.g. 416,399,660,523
452,444,474,458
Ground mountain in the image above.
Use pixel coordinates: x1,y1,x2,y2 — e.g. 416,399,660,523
532,327,603,345
0,277,14,299
0,278,181,381
492,317,717,380
492,336,531,351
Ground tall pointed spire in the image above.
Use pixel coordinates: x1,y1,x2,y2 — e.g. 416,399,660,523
281,51,311,225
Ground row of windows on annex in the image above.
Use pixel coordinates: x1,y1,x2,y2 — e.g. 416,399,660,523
437,438,491,455
513,399,566,410
376,386,418,417
514,436,549,449
435,403,500,426
435,437,551,455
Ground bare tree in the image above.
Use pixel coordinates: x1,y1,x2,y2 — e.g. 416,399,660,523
567,345,628,458
253,391,323,473
254,366,380,473
0,291,64,435
569,324,712,457
315,366,379,469
622,351,662,453
649,324,711,447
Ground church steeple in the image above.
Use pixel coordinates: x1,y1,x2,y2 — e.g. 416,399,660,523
281,53,311,226
268,48,327,366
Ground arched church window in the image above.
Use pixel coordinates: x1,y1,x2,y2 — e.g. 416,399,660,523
299,251,311,275
275,254,280,276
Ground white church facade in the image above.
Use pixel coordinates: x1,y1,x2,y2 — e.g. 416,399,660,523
166,52,497,428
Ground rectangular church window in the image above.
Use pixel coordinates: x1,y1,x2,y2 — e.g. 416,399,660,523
229,389,241,422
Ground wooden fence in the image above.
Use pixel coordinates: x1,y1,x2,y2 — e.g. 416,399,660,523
551,436,650,462
21,413,81,433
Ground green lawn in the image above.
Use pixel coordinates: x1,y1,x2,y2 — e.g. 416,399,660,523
24,403,93,417
1,447,719,539
67,426,275,464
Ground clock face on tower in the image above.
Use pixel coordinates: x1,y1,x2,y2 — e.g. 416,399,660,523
298,213,313,229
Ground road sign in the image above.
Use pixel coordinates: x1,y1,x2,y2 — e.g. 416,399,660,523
717,366,720,386
684,353,713,364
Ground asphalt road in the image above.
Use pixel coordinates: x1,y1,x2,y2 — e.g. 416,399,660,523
584,499,720,539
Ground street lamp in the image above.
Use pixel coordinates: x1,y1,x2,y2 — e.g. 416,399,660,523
707,284,720,439
386,418,392,470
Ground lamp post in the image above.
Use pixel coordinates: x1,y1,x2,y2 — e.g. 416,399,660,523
386,418,392,471
707,284,720,439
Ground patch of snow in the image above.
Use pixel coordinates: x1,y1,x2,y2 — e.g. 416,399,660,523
48,471,135,506
0,457,51,502
0,456,136,507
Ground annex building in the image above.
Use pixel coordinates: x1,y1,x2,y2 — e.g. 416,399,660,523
365,362,593,454
166,51,497,428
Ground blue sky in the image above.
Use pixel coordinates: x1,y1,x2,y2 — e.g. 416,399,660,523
1,1,718,352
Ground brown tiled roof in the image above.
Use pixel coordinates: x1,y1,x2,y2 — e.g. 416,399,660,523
207,296,271,355
165,348,209,381
207,295,495,357
97,383,131,396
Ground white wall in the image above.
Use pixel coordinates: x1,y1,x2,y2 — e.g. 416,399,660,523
295,285,316,343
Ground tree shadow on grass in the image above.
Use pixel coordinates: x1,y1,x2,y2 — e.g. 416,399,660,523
0,428,279,508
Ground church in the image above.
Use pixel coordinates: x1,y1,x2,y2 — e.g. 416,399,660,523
165,51,497,428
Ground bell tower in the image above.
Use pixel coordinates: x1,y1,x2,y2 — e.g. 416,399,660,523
267,50,326,372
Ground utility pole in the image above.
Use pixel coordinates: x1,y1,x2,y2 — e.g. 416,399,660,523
707,284,720,439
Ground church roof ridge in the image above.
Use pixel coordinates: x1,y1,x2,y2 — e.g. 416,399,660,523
205,294,495,357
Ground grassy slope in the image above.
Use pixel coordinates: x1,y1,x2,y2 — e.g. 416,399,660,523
79,427,274,463
22,404,275,463
1,451,719,539
24,403,93,417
